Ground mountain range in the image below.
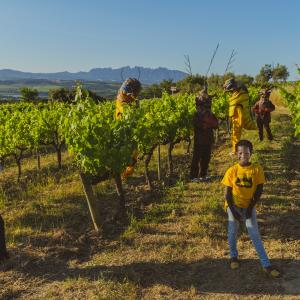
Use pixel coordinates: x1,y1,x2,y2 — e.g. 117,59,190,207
0,66,188,84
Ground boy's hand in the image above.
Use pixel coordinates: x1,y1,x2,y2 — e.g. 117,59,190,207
246,207,253,219
230,206,242,221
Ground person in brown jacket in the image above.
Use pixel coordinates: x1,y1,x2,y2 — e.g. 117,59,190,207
190,91,218,182
252,89,275,141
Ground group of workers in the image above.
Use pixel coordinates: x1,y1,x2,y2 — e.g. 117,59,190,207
188,78,278,277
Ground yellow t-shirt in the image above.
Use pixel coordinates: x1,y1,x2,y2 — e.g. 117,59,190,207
221,163,265,208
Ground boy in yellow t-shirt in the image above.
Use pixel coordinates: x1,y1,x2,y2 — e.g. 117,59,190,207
221,139,280,278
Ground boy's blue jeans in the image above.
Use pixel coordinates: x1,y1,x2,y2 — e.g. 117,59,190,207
227,206,271,268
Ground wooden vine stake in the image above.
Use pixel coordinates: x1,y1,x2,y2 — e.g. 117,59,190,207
79,172,102,232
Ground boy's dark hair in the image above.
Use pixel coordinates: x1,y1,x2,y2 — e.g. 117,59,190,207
235,139,253,153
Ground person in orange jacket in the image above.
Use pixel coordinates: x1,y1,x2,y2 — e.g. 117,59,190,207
223,78,257,154
115,78,142,178
252,88,275,141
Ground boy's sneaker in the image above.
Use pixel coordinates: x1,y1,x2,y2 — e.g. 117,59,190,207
230,257,240,270
263,266,281,278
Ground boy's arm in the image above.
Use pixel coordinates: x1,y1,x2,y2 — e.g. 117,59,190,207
246,184,264,219
225,186,241,221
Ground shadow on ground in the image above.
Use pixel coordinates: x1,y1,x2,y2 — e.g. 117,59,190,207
2,251,300,297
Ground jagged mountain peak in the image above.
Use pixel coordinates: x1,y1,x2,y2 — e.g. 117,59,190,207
0,66,187,84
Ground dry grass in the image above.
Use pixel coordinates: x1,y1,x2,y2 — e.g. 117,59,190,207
1,104,300,299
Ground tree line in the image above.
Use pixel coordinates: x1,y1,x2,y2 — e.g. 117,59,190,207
140,63,289,99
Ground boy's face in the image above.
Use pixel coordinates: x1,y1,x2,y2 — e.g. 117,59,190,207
236,145,251,166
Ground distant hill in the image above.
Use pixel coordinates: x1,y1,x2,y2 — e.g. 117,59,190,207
0,66,187,85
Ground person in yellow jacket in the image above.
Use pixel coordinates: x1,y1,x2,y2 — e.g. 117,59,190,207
223,78,256,153
115,78,142,178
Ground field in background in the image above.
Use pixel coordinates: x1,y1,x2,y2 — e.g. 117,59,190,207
0,79,121,100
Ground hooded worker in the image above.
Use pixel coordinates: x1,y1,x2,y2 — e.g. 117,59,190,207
223,78,257,153
115,78,142,177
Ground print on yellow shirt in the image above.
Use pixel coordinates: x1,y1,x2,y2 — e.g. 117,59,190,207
235,175,252,188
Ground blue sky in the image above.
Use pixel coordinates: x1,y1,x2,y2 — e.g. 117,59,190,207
0,0,299,79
